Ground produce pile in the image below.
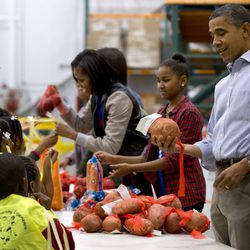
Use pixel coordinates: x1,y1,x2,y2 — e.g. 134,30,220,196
72,190,210,239
61,153,209,239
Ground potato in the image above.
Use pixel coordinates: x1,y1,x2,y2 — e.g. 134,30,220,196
146,204,167,230
102,215,122,232
103,192,121,204
157,194,182,209
164,212,182,233
112,198,145,215
94,202,107,219
136,195,154,209
81,214,102,233
149,118,181,141
125,217,153,236
184,212,210,233
73,206,92,222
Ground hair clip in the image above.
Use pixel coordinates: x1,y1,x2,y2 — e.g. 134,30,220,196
3,131,11,140
11,115,18,120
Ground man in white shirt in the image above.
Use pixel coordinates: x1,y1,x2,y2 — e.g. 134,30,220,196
152,4,250,250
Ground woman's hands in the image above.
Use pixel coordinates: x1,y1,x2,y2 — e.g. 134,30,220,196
54,122,78,140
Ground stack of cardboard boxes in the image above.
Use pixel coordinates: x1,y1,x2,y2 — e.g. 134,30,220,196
87,17,160,68
126,19,160,68
87,17,122,50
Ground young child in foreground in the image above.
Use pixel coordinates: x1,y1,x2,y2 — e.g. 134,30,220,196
0,153,75,250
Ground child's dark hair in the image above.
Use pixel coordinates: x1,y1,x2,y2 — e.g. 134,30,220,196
20,156,40,194
97,47,127,85
71,49,116,95
209,4,250,27
0,108,11,117
0,118,12,148
0,153,27,199
160,53,189,79
0,116,23,149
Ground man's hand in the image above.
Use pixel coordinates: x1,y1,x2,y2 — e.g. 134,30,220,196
54,122,78,140
214,159,249,191
152,135,180,154
109,163,132,177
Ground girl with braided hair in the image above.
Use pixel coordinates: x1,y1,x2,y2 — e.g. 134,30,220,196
20,151,58,209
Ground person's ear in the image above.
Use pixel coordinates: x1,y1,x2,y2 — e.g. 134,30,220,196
241,22,250,39
19,177,28,196
179,75,187,88
30,180,36,194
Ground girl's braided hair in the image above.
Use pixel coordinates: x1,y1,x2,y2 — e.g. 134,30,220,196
0,116,23,149
20,156,40,194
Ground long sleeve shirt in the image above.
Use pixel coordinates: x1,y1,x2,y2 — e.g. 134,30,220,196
61,91,133,154
145,96,206,207
196,50,250,171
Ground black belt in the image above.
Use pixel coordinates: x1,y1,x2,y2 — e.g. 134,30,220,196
216,158,243,168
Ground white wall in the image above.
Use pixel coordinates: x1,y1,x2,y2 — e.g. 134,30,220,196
0,0,165,113
0,0,84,111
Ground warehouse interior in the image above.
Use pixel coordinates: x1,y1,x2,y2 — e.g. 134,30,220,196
0,1,250,249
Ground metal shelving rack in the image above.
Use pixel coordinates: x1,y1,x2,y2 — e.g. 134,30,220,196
164,0,250,122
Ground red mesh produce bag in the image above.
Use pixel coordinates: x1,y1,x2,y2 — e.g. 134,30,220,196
176,209,210,239
124,216,154,236
36,85,64,116
149,118,185,197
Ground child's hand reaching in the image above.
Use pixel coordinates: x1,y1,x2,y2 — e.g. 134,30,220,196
35,135,58,155
30,192,52,210
41,149,58,200
109,163,132,177
95,151,119,165
47,148,58,165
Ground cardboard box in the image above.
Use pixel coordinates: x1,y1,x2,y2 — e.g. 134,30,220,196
126,19,160,68
87,18,122,50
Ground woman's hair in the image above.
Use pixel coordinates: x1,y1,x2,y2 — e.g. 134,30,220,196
71,49,116,95
97,47,127,85
209,4,250,27
0,153,27,199
160,53,189,79
0,116,23,149
20,156,40,194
